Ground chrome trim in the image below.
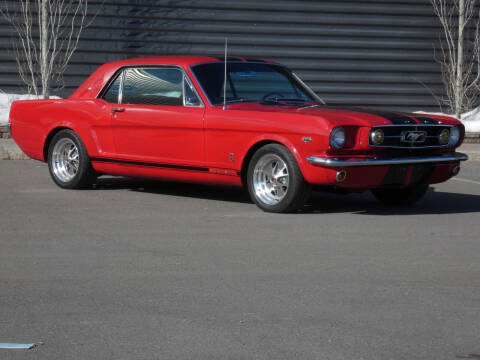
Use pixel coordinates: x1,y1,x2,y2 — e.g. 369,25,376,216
400,130,427,144
252,153,290,205
369,124,455,149
183,74,203,107
383,135,438,138
366,144,452,149
306,152,468,167
371,124,455,127
182,74,187,107
51,138,80,182
118,70,125,104
291,72,324,103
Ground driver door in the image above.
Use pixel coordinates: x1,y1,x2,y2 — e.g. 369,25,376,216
103,66,205,167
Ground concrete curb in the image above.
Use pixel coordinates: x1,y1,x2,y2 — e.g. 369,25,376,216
464,132,480,144
459,144,480,161
0,139,30,160
1,138,479,162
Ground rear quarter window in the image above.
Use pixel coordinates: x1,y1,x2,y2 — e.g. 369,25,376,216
101,74,121,103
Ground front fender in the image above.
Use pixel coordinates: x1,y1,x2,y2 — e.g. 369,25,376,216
240,133,310,179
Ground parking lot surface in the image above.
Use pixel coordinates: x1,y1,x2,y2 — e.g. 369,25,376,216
1,160,480,360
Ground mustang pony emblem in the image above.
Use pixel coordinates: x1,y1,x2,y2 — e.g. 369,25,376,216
401,131,427,144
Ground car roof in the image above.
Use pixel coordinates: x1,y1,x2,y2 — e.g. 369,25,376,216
70,55,280,100
102,55,278,68
104,56,220,68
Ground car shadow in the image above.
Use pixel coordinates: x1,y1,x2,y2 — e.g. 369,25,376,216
93,176,480,215
93,176,251,204
306,187,480,215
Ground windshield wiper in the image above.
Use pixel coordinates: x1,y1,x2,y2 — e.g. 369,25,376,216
224,98,256,104
260,97,310,105
300,102,326,109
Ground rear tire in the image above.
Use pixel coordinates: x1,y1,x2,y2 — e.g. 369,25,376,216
247,144,311,213
47,129,96,189
371,184,429,205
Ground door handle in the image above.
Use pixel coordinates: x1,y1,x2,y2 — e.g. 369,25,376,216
111,107,125,113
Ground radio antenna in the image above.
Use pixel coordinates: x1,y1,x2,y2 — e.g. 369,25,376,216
223,37,228,110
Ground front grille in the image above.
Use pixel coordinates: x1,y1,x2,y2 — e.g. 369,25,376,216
369,125,452,148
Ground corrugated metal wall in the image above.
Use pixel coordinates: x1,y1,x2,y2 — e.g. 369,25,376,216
0,0,445,111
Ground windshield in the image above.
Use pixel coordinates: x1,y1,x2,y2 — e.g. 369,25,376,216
191,62,322,105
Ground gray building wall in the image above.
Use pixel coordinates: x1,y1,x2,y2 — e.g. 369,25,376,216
0,0,444,112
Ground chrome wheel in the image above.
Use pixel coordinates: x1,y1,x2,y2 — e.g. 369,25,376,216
51,138,80,182
252,154,289,205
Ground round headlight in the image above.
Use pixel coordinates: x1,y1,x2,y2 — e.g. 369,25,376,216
370,129,384,145
438,129,450,145
330,127,345,149
449,126,460,146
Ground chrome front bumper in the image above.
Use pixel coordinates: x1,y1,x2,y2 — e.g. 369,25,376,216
306,152,468,167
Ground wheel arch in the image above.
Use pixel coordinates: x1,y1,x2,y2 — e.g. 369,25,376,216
43,126,75,161
239,136,306,186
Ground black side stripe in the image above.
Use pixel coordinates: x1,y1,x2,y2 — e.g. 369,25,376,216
91,157,209,172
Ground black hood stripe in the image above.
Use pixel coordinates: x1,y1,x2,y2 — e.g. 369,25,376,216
325,106,417,124
406,114,440,124
325,107,440,125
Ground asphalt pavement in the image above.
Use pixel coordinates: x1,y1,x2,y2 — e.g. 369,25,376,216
1,160,480,360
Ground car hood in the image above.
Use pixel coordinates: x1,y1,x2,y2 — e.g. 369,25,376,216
225,103,460,127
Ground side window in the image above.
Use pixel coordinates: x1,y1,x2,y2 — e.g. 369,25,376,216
102,73,122,103
122,68,183,106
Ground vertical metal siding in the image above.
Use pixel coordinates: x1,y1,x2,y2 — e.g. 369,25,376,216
0,0,445,111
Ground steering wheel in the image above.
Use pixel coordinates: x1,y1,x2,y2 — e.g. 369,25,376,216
262,92,285,102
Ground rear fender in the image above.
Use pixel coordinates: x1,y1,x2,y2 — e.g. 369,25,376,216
41,100,111,161
42,121,101,162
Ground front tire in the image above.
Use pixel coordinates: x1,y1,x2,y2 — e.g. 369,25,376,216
371,184,429,205
247,144,311,213
47,129,96,189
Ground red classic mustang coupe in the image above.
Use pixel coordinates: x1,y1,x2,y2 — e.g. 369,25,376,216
9,56,468,212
